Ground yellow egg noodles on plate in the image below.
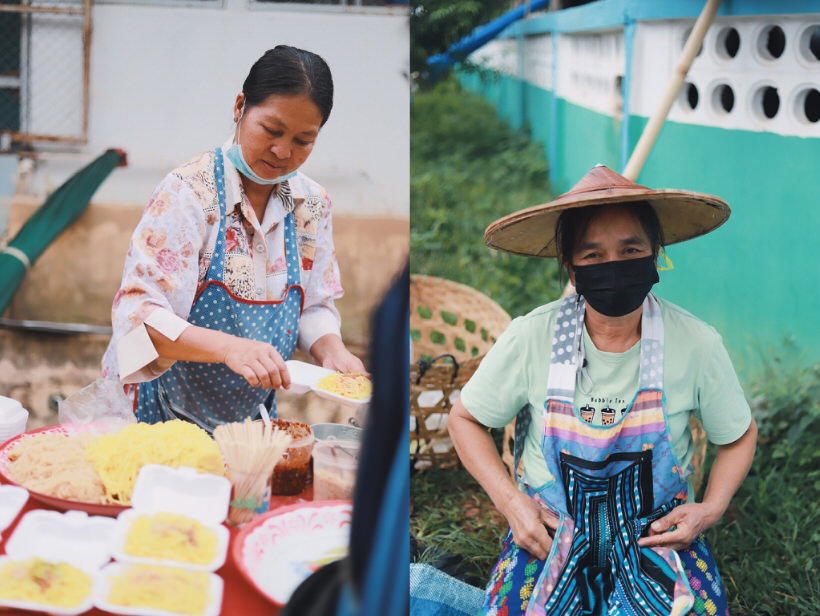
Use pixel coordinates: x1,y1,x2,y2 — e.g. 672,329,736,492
315,372,372,400
8,432,107,503
124,512,218,565
0,557,92,608
84,420,224,505
107,564,211,615
7,420,224,505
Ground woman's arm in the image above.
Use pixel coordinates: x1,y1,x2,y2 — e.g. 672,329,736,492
105,171,209,383
449,398,558,560
147,324,291,389
309,333,366,374
639,418,757,550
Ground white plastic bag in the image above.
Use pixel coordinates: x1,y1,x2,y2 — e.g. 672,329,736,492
58,378,136,433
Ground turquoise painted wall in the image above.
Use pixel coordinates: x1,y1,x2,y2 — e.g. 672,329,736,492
460,72,820,374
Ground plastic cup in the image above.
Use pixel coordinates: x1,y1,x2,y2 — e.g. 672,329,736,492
310,422,363,443
226,468,270,526
312,439,360,501
269,419,314,496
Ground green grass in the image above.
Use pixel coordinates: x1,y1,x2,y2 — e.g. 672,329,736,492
703,348,820,614
411,77,563,318
410,466,507,586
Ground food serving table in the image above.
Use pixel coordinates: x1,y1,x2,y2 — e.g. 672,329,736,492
0,485,315,616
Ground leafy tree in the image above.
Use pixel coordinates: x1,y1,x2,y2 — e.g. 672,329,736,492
411,77,563,317
410,0,509,81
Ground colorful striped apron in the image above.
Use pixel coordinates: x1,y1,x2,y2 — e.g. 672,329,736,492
135,147,304,433
481,294,729,616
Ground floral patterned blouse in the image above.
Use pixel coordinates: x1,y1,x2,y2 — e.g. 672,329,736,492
102,140,344,383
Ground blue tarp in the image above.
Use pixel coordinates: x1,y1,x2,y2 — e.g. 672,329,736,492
426,0,551,77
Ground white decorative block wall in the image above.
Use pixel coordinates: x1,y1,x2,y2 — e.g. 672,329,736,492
470,38,518,76
634,17,820,138
523,33,553,91
555,29,625,118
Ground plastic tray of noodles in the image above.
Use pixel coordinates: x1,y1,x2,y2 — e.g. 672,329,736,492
0,424,130,517
285,360,372,406
233,500,352,606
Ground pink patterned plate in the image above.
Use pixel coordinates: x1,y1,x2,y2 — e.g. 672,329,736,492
0,425,128,517
233,500,352,606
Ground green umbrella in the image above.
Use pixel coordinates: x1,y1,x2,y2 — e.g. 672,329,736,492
0,148,126,315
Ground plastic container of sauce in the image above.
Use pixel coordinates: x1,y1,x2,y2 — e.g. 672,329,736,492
269,419,314,496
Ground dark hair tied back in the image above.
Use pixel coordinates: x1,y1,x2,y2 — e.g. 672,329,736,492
242,45,334,126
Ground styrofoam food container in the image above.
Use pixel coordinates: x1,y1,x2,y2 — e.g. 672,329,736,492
0,397,28,443
285,360,334,395
0,396,26,422
110,465,231,571
0,485,28,534
284,360,371,406
0,509,115,615
93,561,224,616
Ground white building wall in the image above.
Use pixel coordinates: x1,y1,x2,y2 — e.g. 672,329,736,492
628,16,820,138
24,0,409,217
522,33,552,92
555,29,624,118
468,13,820,139
470,38,518,76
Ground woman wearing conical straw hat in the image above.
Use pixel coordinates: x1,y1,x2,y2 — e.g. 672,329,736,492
448,164,757,616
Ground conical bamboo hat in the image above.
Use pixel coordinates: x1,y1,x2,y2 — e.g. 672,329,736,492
484,164,730,258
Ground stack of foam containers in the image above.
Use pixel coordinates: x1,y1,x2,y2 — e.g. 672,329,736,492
0,396,28,444
96,464,232,616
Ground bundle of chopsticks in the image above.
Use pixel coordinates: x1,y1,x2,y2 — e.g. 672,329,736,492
214,419,292,525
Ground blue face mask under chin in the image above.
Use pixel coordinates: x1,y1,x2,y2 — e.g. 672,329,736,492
224,114,298,186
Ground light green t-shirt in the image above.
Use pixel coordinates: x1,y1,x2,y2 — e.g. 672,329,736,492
460,295,752,489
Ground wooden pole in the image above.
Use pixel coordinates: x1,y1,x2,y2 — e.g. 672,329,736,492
621,0,722,181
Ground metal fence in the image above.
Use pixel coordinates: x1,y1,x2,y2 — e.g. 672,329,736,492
0,0,91,147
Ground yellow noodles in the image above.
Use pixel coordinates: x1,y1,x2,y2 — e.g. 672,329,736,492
7,432,107,503
0,557,92,608
124,512,218,565
7,421,224,505
316,373,372,400
86,420,224,505
107,564,211,615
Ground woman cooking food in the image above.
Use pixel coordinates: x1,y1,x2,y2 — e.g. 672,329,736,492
448,165,757,616
102,45,365,431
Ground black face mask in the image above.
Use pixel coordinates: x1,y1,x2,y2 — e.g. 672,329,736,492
572,255,659,317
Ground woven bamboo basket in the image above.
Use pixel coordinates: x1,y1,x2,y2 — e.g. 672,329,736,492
410,275,512,469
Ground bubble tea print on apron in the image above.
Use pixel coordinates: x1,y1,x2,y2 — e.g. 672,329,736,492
136,147,304,433
481,295,729,616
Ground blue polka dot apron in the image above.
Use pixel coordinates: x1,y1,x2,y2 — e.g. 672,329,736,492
135,147,304,433
481,294,729,616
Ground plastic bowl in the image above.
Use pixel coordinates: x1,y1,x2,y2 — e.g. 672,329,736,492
269,419,314,496
312,439,360,501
